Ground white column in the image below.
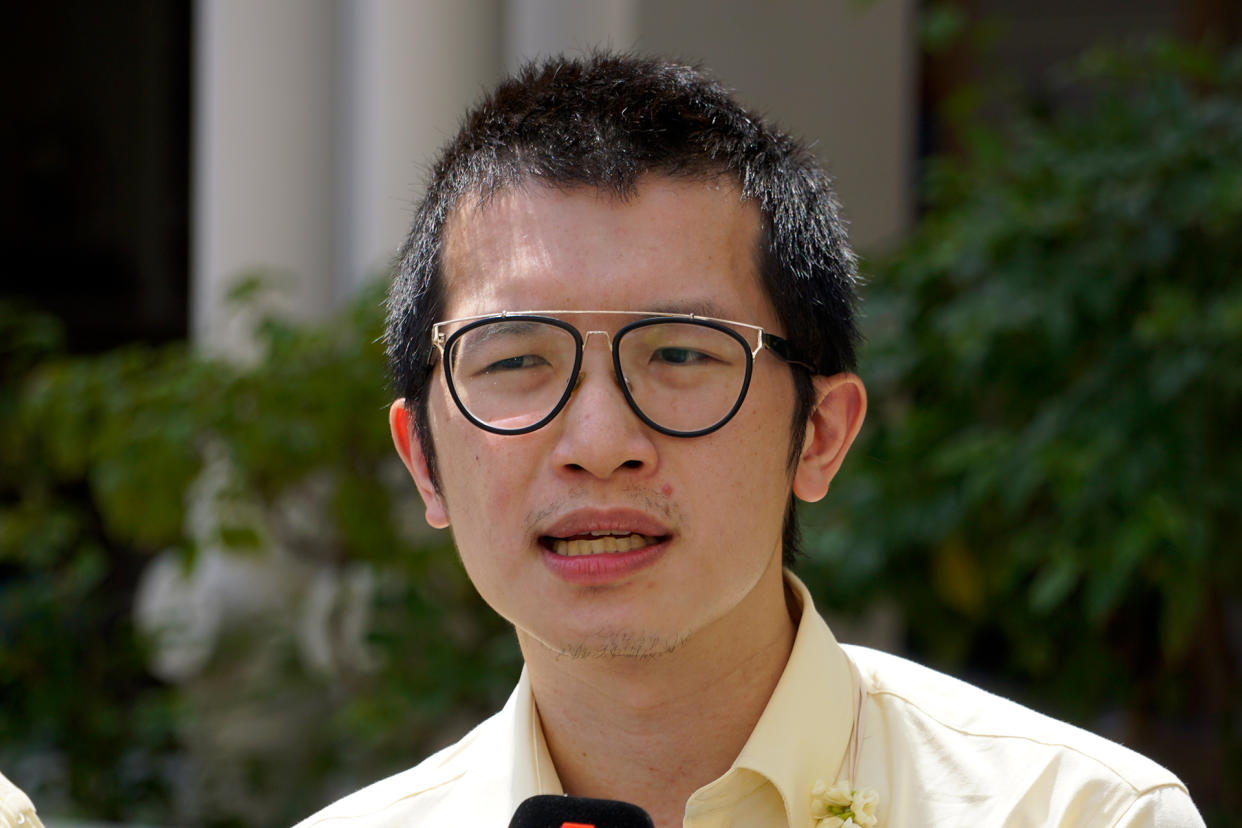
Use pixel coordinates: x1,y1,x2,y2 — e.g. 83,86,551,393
191,0,339,352
504,0,639,72
337,0,503,299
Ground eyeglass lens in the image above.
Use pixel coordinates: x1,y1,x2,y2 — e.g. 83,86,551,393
445,319,751,434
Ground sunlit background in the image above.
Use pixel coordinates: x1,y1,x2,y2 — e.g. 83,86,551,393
3,1,1239,825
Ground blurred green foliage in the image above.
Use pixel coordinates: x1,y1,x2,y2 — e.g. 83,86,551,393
802,39,1242,822
1,37,1239,827
1,304,180,823
1,282,519,825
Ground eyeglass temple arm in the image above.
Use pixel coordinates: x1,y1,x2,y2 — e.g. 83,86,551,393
760,332,818,373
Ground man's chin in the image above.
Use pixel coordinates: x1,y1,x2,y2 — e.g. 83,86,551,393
531,629,692,662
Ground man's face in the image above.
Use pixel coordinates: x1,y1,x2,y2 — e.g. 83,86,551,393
406,177,805,659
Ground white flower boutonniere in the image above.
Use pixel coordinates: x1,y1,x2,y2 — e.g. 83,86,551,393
810,779,878,828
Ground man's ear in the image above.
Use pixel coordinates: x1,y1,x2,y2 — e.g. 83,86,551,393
389,399,450,529
792,373,867,503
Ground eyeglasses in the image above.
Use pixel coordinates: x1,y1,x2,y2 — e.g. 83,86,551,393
430,310,813,437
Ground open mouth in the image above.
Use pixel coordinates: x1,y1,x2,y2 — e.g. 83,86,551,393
543,531,664,557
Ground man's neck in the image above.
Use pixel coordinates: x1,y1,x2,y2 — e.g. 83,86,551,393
519,567,798,828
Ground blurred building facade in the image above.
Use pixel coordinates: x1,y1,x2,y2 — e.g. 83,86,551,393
190,0,917,353
11,0,1219,352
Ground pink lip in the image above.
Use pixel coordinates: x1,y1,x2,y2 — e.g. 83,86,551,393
538,508,672,586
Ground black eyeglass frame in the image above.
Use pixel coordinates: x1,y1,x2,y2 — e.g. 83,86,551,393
431,311,815,438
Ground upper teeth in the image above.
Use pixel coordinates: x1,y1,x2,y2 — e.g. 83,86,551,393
553,533,655,556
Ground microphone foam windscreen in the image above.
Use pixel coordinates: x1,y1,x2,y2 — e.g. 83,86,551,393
508,794,655,828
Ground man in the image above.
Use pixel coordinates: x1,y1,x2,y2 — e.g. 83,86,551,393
296,54,1203,827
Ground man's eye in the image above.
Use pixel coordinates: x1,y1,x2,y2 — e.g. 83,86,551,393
483,354,546,373
652,347,711,365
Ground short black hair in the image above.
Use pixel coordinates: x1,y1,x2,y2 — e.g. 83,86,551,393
386,52,860,565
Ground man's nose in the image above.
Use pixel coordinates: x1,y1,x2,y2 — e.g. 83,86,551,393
548,336,658,479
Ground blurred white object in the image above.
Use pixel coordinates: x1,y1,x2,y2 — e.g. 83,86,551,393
0,769,46,828
133,444,375,683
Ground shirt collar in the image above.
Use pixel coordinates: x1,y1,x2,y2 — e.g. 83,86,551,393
512,667,563,802
706,572,857,827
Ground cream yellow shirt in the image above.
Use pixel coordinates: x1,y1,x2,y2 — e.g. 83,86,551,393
0,771,45,828
294,575,1203,827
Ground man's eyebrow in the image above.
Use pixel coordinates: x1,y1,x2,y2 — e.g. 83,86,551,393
469,319,547,341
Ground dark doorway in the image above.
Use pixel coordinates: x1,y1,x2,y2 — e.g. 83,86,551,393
2,1,191,351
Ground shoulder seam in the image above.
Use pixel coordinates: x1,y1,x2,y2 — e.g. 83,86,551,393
865,687,1186,796
300,769,467,825
1105,782,1197,828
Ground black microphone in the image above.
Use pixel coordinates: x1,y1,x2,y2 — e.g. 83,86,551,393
508,794,655,828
